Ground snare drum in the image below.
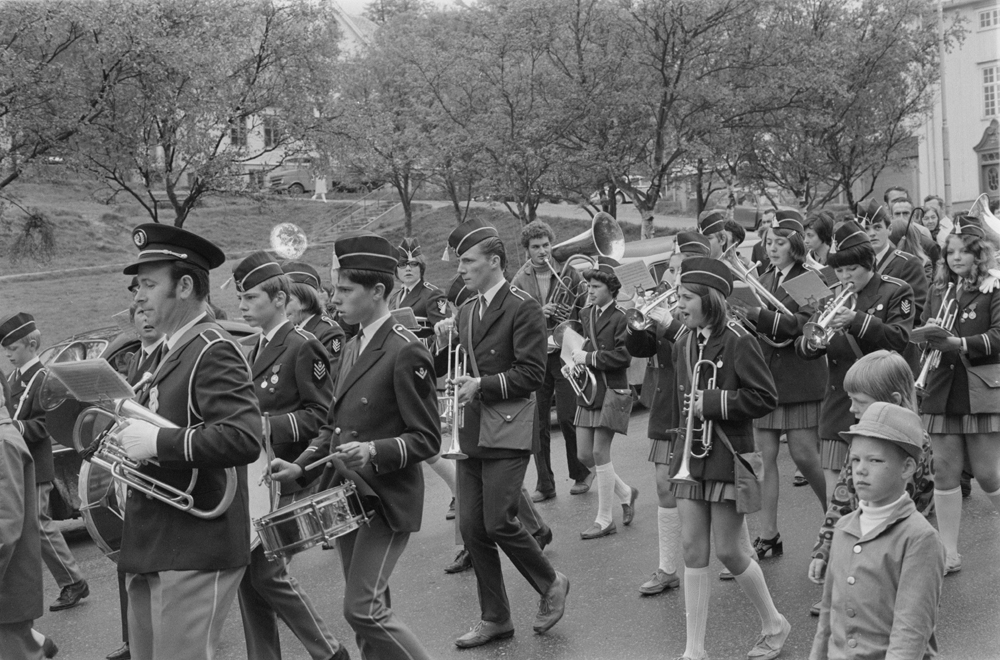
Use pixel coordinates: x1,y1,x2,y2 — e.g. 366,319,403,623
254,482,368,561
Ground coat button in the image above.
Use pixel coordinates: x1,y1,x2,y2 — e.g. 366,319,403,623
490,349,496,354
679,385,685,391
848,639,857,648
853,545,862,554
351,431,358,437
505,415,512,420
361,398,368,404
656,388,662,392
847,608,856,617
847,576,856,585
334,427,341,434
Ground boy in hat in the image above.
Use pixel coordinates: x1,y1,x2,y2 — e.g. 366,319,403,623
282,261,347,367
698,209,728,258
231,252,345,660
811,402,944,660
118,223,263,660
271,233,440,660
434,219,569,648
0,312,89,611
856,199,928,323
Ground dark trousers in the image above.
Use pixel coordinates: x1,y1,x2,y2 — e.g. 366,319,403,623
337,515,431,660
534,352,588,494
118,570,128,643
458,455,557,623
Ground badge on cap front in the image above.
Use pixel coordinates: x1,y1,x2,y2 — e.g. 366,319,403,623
134,229,148,248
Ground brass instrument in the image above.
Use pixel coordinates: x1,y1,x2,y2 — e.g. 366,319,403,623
671,342,717,485
804,250,826,274
542,254,596,324
719,247,794,348
803,283,857,350
915,283,958,395
550,211,625,262
440,335,468,460
625,285,678,331
552,320,597,406
41,369,238,519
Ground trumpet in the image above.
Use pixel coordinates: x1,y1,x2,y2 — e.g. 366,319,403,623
719,246,795,348
671,344,717,485
440,335,468,460
552,320,597,406
625,285,678,331
915,283,958,395
802,283,857,350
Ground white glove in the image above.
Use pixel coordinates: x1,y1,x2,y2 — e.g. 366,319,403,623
117,418,160,462
572,349,588,365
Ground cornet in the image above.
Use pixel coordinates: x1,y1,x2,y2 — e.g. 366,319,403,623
440,335,468,460
915,283,958,395
803,283,857,350
671,344,717,485
625,285,678,331
552,320,597,406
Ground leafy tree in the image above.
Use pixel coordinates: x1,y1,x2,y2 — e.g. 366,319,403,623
69,0,342,227
363,0,432,25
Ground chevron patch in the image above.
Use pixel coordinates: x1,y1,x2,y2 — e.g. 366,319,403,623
900,298,911,318
415,367,428,380
437,299,447,314
313,360,328,382
331,338,342,354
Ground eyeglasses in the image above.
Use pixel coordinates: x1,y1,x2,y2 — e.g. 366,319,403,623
399,261,420,268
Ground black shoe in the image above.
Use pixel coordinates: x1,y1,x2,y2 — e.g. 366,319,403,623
105,643,128,660
43,638,60,658
455,619,515,648
330,645,351,660
531,490,556,503
533,526,553,551
622,486,639,526
50,580,89,611
445,548,473,574
752,534,783,559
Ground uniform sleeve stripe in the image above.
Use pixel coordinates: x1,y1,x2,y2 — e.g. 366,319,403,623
395,437,406,468
499,373,508,399
722,392,728,420
184,428,195,462
860,314,871,338
983,334,991,355
289,415,299,443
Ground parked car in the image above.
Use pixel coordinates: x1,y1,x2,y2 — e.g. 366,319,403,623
267,158,381,195
589,176,653,206
35,320,256,521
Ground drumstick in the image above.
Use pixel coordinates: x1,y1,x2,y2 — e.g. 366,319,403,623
304,451,350,472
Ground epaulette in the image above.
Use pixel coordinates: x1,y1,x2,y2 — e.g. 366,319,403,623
893,250,912,260
292,326,316,341
880,274,907,288
726,320,750,337
392,324,417,342
320,315,338,327
422,281,441,292
508,284,527,300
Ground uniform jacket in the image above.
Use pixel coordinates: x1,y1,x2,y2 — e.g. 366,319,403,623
626,318,688,440
5,361,53,484
294,321,440,533
797,274,913,441
120,317,262,574
433,284,547,459
126,343,163,386
578,303,631,409
811,495,944,660
878,247,928,323
250,322,332,494
754,262,828,404
919,281,1000,415
301,313,345,377
0,409,42,624
390,279,447,335
669,322,777,484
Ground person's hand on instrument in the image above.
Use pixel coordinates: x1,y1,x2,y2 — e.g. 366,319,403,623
572,349,588,365
829,307,857,331
691,390,704,419
269,458,303,484
334,441,371,470
928,335,962,353
452,375,480,405
117,418,159,462
434,317,456,349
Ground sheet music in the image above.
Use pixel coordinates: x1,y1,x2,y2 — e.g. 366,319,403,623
390,307,419,329
780,271,833,310
613,261,657,296
559,326,586,367
46,359,136,404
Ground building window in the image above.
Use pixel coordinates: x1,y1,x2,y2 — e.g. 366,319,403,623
980,8,999,29
248,170,266,189
986,65,998,117
230,117,247,148
263,116,281,149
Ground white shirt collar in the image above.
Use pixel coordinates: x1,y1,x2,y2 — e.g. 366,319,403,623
598,300,614,314
18,356,40,374
261,320,289,344
875,242,891,264
359,312,393,352
480,278,507,309
142,336,165,358
166,312,208,352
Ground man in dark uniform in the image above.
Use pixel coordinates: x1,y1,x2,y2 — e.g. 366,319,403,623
271,233,440,660
858,199,928,322
510,220,590,500
231,252,346,660
434,219,570,648
0,312,89,612
698,209,729,259
282,261,346,371
117,224,262,660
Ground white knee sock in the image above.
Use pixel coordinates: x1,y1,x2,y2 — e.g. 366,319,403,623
31,629,45,646
428,457,457,495
683,565,711,659
739,517,755,559
934,487,963,558
984,485,1000,514
658,506,681,575
733,560,784,636
613,470,632,504
595,462,616,527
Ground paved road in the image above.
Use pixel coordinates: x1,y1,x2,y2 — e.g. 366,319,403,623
37,408,1000,659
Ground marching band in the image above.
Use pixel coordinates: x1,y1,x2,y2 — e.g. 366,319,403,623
3,190,1000,660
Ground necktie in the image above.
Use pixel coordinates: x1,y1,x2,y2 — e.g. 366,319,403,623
255,336,268,364
772,271,782,295
341,337,361,379
478,295,486,320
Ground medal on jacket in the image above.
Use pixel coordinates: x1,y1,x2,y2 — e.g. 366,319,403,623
148,386,160,414
270,364,280,385
961,302,978,323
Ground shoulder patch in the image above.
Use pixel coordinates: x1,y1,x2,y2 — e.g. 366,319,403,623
291,326,315,341
880,274,907,288
726,320,750,337
320,315,338,327
508,284,527,300
422,281,441,291
392,324,417,342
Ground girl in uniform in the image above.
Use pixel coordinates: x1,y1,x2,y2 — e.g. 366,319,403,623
918,216,1000,575
796,220,915,500
669,258,787,660
566,257,635,540
730,213,828,560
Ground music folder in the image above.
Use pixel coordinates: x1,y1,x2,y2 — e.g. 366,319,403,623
46,359,136,405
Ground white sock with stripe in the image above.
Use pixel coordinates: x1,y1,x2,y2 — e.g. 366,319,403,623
682,565,711,659
595,462,615,527
658,506,681,575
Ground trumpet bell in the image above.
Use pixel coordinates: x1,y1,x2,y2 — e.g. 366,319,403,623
270,223,309,260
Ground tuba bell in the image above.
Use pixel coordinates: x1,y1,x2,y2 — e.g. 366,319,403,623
552,320,597,406
550,212,625,263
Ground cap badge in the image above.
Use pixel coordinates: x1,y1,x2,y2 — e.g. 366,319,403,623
133,229,148,248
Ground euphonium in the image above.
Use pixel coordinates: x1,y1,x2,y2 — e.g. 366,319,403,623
803,283,857,350
441,336,468,460
542,255,595,324
915,283,958,395
74,377,237,520
671,343,717,485
552,320,597,406
625,285,678,331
